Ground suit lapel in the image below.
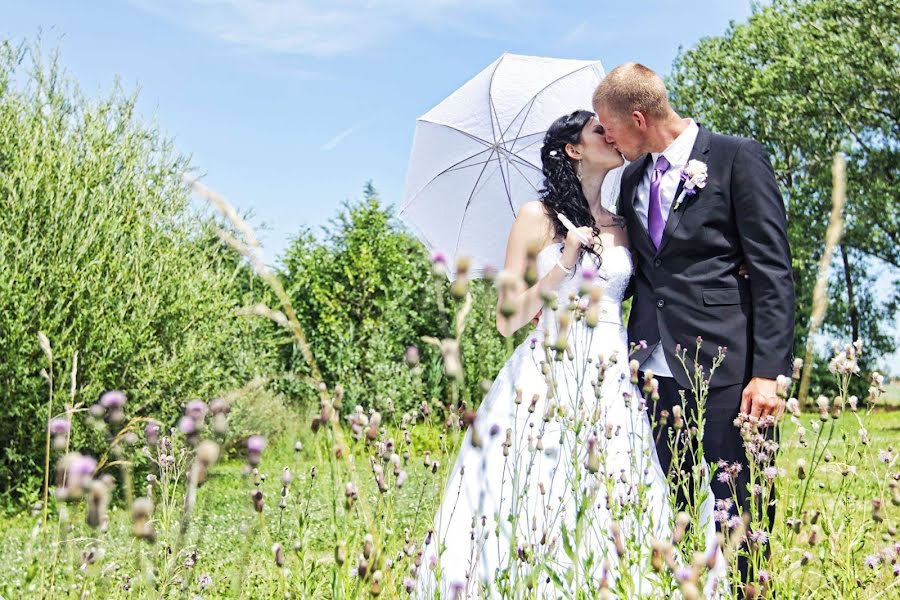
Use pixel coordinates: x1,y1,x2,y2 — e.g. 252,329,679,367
657,126,711,255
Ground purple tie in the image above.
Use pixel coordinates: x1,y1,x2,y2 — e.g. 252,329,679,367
648,154,670,249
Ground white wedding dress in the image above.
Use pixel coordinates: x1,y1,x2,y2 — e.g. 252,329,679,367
416,243,726,598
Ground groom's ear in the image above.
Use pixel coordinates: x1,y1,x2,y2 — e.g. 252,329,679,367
631,110,648,131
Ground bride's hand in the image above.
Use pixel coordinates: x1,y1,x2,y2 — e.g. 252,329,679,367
561,226,595,269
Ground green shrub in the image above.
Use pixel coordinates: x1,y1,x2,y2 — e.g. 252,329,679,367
0,41,281,503
280,184,517,417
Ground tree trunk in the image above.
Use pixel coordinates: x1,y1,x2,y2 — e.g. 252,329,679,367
840,243,859,343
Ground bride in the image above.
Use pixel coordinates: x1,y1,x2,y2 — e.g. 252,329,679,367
416,110,726,598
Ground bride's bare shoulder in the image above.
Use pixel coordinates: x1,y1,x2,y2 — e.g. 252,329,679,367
515,201,554,231
506,201,555,254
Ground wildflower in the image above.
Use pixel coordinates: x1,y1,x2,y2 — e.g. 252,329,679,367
48,418,71,436
247,435,266,466
56,453,97,501
786,397,800,416
879,450,893,464
775,375,791,398
198,574,212,589
178,416,197,436
209,398,229,415
404,345,420,368
796,459,807,480
872,499,885,523
273,543,285,567
99,390,126,409
748,530,769,545
864,554,880,569
132,497,155,542
250,489,264,512
144,421,160,446
185,400,207,421
792,357,803,379
673,512,691,544
763,466,779,481
85,479,110,529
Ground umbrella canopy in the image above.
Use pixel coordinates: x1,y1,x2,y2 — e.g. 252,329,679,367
399,53,617,277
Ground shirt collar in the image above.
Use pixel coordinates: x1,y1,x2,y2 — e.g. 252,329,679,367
650,119,698,170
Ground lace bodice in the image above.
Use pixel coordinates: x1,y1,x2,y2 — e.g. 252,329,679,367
536,242,632,302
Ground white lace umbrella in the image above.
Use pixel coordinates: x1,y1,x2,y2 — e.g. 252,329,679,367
399,53,614,277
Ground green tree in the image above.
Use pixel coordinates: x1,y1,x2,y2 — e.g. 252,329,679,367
668,0,899,384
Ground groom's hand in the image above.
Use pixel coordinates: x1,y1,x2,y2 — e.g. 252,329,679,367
741,377,782,421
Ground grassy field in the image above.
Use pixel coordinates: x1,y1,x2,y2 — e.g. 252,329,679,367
2,405,898,599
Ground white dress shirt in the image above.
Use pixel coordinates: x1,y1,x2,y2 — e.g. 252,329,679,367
634,119,699,378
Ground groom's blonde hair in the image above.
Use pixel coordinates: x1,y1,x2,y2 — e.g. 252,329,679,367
593,63,672,119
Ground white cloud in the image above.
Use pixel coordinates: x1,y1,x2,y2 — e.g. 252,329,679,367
321,119,368,151
130,0,530,57
557,21,593,48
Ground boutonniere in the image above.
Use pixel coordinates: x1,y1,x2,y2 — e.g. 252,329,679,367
672,159,708,210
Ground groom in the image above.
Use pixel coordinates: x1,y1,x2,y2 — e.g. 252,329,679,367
593,64,795,584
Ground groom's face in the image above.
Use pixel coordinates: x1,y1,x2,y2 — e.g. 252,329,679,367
595,106,645,162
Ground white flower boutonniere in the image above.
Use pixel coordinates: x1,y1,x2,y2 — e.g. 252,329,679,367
672,159,708,211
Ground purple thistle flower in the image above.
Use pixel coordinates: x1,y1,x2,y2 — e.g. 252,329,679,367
198,574,212,589
580,266,598,281
178,416,196,435
879,450,893,463
431,251,446,265
717,471,731,483
864,555,880,569
145,421,160,445
749,530,769,545
71,454,98,477
763,466,779,481
99,390,127,409
247,435,267,454
48,418,71,436
674,566,693,581
185,400,207,420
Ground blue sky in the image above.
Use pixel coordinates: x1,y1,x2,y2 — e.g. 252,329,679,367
3,0,756,260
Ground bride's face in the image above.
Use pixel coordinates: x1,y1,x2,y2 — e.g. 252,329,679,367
568,117,625,171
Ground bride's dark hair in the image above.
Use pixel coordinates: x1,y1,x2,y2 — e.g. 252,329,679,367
538,110,601,262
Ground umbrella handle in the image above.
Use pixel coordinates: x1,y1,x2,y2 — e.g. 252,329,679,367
557,213,590,246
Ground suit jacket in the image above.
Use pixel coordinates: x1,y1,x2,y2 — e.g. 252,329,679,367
621,126,795,389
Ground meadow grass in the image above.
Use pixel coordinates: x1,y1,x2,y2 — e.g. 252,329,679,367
1,409,896,598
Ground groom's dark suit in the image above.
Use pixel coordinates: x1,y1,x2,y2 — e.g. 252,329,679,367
621,125,795,580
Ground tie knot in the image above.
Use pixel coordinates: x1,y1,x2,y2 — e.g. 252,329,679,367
654,154,670,173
